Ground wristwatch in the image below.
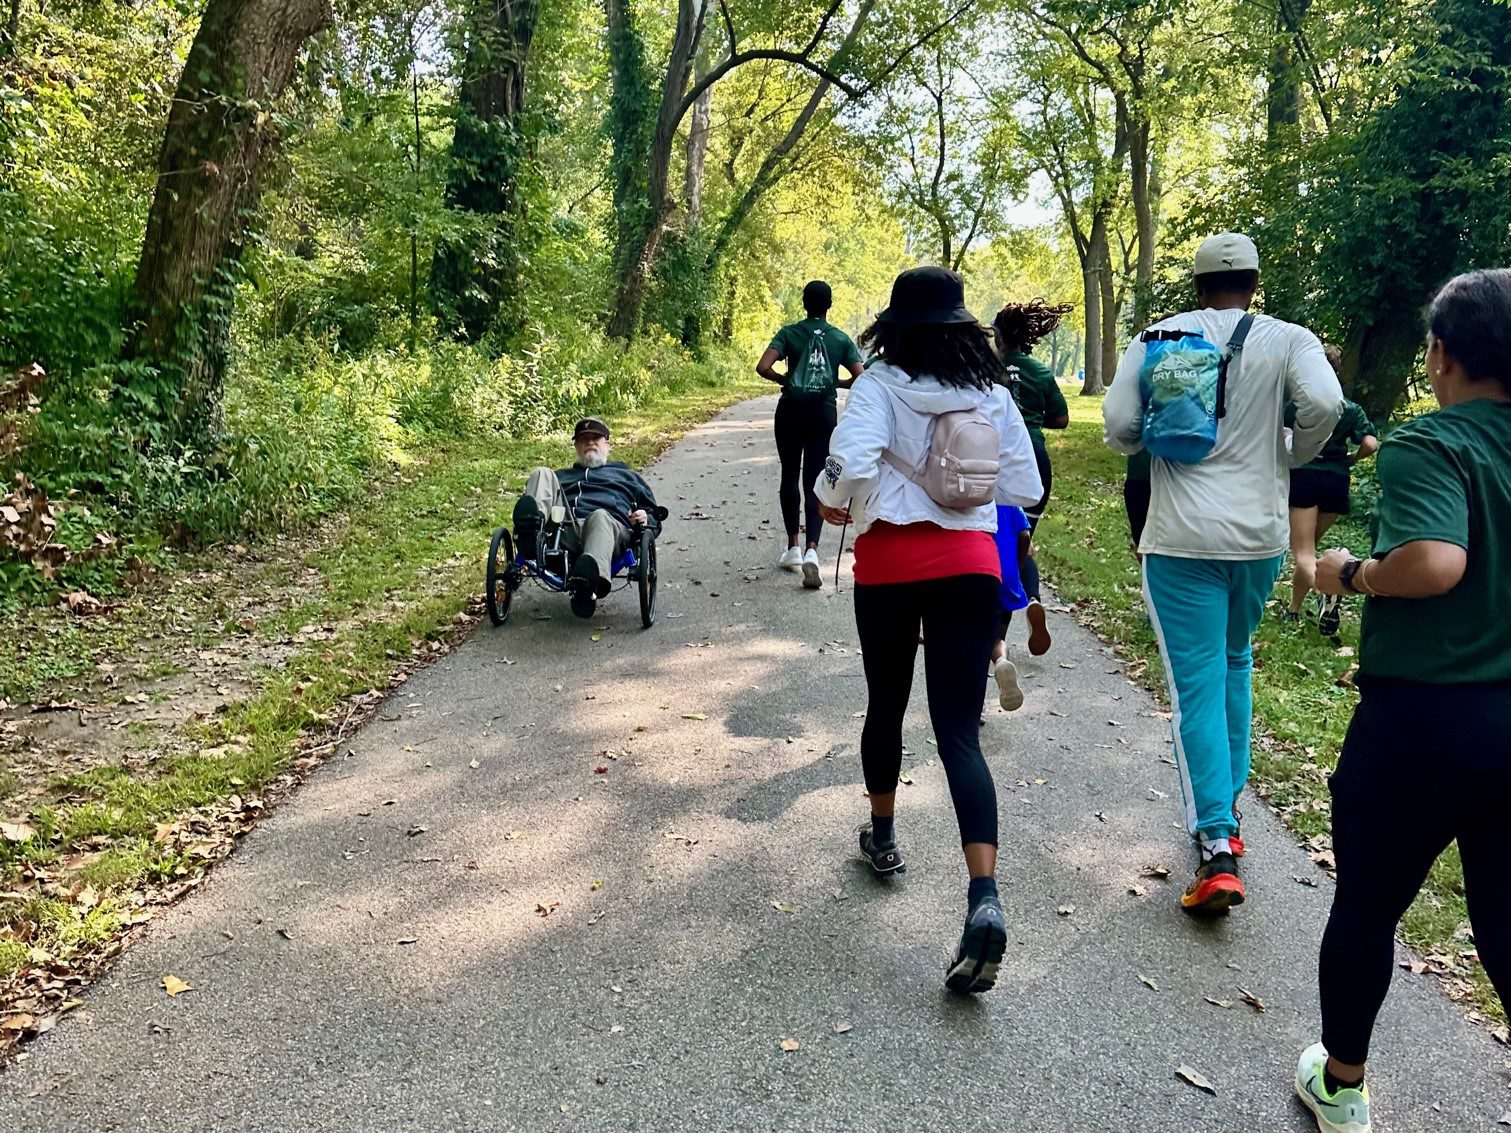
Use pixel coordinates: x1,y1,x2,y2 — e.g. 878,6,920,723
1339,558,1364,594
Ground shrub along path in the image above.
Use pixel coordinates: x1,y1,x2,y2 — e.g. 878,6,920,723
0,395,1504,1130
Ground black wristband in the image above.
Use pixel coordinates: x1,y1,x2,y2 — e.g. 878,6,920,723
1339,558,1363,594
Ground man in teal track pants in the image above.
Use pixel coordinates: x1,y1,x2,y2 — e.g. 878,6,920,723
1102,233,1343,915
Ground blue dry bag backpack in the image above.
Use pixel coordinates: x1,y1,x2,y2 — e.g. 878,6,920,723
1137,313,1255,464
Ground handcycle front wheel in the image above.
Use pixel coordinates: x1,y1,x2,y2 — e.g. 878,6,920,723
486,526,518,627
637,526,657,629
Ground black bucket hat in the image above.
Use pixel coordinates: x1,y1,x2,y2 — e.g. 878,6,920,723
876,266,977,326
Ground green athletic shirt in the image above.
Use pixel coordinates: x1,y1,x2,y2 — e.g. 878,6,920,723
767,318,861,406
1001,351,1069,444
1360,397,1511,683
1286,398,1377,476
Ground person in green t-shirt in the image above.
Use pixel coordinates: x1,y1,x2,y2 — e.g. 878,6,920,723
988,299,1072,677
755,280,864,589
1285,344,1380,632
1301,270,1511,1133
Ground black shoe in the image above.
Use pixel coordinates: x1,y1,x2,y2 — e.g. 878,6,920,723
572,552,606,598
945,895,1008,994
513,496,543,561
1318,594,1342,637
568,581,597,619
858,825,906,877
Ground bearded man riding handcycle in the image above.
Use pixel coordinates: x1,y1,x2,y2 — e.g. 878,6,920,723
489,417,667,625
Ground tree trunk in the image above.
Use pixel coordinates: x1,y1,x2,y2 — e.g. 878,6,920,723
1098,236,1119,395
1128,115,1155,332
1080,213,1106,396
124,0,332,446
2,0,20,57
605,0,705,340
1340,316,1425,422
683,80,712,230
431,0,540,343
1266,0,1313,146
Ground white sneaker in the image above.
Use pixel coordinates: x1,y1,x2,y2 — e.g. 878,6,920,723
993,657,1024,712
778,546,803,572
801,548,822,589
1295,1043,1371,1133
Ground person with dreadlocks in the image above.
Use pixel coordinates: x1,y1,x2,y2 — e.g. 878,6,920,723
988,300,1072,705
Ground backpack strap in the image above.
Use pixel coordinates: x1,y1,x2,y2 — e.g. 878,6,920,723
881,448,922,484
1215,313,1256,420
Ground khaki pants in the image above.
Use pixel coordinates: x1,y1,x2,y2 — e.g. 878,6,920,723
524,467,631,594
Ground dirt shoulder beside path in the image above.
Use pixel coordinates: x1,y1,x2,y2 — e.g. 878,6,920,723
0,374,761,1054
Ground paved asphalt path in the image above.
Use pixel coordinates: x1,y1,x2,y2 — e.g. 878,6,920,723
2,395,1506,1131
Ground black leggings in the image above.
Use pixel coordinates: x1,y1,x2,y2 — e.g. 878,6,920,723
774,396,836,546
1319,677,1511,1064
854,574,1001,847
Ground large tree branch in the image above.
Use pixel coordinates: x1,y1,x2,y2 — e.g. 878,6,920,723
852,0,980,98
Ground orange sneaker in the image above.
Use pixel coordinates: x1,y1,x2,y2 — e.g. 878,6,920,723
1230,835,1246,858
1180,853,1245,915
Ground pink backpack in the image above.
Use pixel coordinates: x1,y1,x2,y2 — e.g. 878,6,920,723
884,406,1000,509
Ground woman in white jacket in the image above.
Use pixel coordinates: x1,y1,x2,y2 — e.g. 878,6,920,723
816,266,1042,995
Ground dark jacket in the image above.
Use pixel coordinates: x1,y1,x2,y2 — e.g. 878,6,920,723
556,461,663,535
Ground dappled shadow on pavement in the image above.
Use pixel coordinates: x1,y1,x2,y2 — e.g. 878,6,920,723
0,396,1505,1132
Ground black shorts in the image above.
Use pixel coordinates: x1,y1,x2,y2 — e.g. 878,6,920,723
1289,468,1351,515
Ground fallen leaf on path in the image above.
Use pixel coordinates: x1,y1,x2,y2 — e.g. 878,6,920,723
1056,904,1075,917
469,759,480,769
276,927,292,940
1401,959,1427,976
1204,997,1234,1009
591,634,602,642
1128,884,1147,897
1238,988,1266,1013
1,1014,35,1031
1293,875,1318,888
397,936,419,945
1049,709,1068,718
1139,975,1159,991
834,1021,853,1034
779,1037,800,1052
162,975,193,997
0,820,36,843
898,773,914,785
771,902,797,914
406,826,427,837
536,901,560,917
591,879,604,891
1139,865,1171,880
681,713,708,721
594,765,608,774
1176,1065,1217,1095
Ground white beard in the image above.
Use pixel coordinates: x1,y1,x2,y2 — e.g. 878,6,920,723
577,451,608,469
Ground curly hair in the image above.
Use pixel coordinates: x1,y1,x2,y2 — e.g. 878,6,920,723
992,299,1075,355
857,319,1004,391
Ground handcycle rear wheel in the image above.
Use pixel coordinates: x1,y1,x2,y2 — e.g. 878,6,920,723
486,527,517,627
637,526,657,629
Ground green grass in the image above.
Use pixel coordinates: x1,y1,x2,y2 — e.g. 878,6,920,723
0,363,763,981
1037,395,1497,1021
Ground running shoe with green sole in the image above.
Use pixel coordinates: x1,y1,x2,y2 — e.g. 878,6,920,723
1295,1043,1371,1133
